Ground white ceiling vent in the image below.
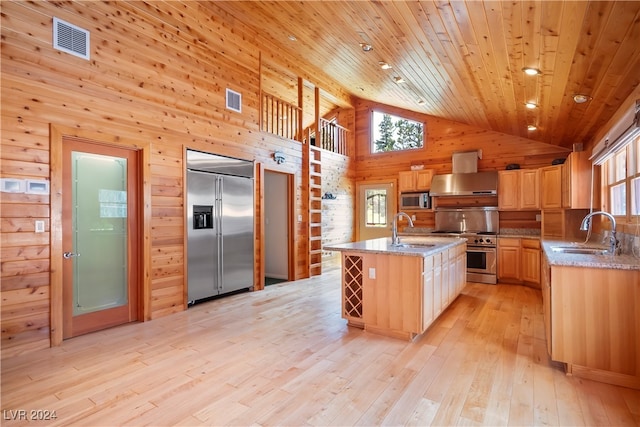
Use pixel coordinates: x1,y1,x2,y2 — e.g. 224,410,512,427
53,17,90,60
226,88,242,113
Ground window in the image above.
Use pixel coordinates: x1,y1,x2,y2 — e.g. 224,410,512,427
365,189,387,226
371,111,424,153
603,134,640,218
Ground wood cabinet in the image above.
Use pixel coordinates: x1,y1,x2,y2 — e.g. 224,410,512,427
338,244,466,341
541,255,640,389
520,169,541,209
497,237,521,281
498,170,520,210
521,239,541,285
540,152,592,210
498,237,540,287
398,169,434,192
541,255,552,355
562,151,592,208
540,165,563,209
498,169,540,210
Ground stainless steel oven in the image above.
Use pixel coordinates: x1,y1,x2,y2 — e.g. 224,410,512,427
432,207,499,284
466,245,497,284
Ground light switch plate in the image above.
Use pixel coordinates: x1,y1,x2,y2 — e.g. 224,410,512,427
368,267,376,279
35,220,45,233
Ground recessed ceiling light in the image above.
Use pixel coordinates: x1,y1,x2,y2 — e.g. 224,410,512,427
522,67,541,76
360,43,373,52
288,34,297,41
527,124,537,131
525,102,538,109
417,100,425,105
573,94,592,104
379,61,392,70
394,76,405,84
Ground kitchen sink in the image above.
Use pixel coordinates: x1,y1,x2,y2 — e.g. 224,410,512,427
550,246,610,255
395,243,436,249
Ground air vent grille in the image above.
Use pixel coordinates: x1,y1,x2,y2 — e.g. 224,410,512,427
53,17,90,60
226,88,242,113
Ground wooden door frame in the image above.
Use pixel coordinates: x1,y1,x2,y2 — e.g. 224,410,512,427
50,124,151,346
255,164,295,290
355,179,398,241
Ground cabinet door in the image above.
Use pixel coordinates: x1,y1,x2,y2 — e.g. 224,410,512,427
521,243,541,286
540,166,562,209
423,256,434,330
562,151,592,209
541,256,551,356
432,253,442,317
561,161,571,208
498,170,520,210
441,251,450,308
520,169,540,209
415,170,434,191
497,238,521,281
448,248,457,302
456,247,466,294
398,171,416,192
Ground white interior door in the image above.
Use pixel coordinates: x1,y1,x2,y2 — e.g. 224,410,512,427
356,181,397,241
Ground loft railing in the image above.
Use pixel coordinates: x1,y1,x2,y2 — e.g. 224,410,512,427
315,118,349,156
261,92,301,141
260,91,350,156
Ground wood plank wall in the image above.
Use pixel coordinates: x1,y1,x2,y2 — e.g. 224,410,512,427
321,151,355,268
0,1,354,359
355,100,572,179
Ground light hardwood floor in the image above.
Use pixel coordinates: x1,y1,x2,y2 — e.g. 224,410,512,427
2,270,639,426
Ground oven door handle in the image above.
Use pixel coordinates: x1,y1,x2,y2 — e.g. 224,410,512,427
467,247,496,252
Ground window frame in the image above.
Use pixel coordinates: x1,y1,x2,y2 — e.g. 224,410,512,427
602,134,640,220
370,109,426,154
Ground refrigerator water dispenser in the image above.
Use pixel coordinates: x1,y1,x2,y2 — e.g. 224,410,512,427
193,205,213,229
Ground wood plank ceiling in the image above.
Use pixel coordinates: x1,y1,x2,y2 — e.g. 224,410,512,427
213,1,640,149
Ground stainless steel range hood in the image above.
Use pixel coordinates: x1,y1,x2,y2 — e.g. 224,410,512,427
429,171,498,196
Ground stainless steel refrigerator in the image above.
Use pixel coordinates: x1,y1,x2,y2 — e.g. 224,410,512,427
186,149,254,303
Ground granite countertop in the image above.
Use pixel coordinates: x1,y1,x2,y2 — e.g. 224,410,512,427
541,239,640,271
324,236,466,258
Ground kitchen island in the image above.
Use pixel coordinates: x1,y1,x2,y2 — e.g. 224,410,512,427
325,237,466,341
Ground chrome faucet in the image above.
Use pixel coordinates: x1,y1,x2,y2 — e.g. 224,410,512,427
580,211,618,255
392,212,414,245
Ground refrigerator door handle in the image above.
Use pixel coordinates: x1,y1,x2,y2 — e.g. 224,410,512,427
216,176,224,291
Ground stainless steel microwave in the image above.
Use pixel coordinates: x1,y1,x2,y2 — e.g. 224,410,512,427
400,192,431,210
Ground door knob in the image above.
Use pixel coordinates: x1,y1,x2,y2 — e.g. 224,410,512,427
63,252,81,259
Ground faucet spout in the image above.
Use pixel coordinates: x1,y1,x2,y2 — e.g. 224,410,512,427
580,211,618,254
392,212,414,245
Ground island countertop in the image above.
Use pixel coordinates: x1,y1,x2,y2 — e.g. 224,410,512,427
324,236,466,257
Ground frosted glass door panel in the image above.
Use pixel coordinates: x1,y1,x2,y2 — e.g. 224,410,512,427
72,152,128,316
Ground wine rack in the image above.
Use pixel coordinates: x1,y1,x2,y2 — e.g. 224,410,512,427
343,255,363,320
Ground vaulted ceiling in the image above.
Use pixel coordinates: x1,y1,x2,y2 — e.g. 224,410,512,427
214,1,640,149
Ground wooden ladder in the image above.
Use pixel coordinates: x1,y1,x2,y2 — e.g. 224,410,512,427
308,145,322,276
